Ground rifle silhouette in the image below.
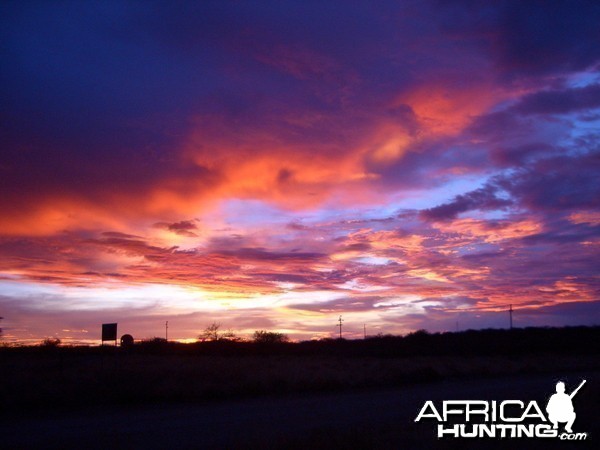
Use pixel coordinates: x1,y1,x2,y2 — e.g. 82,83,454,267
569,380,586,399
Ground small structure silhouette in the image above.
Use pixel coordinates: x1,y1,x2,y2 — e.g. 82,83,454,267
546,380,586,433
120,334,134,348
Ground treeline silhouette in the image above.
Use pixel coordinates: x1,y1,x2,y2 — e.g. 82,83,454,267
133,325,600,356
6,325,598,357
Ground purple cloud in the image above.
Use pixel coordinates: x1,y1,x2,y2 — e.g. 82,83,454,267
421,185,513,221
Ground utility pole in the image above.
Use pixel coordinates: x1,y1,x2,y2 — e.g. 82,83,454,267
509,305,513,330
364,324,367,339
165,321,169,341
337,315,343,339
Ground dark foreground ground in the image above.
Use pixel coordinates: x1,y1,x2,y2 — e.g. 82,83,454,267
2,369,598,449
2,327,599,449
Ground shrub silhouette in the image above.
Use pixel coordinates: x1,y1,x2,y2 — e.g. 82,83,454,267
253,330,289,344
120,334,134,348
40,337,61,348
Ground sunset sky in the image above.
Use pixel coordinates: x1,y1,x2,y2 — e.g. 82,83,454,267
1,1,599,343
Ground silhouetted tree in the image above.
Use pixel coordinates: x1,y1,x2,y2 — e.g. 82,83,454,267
199,322,220,341
253,330,289,344
40,337,61,347
198,322,239,342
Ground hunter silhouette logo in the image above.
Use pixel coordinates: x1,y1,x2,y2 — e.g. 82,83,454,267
546,380,585,433
415,378,588,440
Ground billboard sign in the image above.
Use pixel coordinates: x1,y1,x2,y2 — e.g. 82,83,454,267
102,323,118,343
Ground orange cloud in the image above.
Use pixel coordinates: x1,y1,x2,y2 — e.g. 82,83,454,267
0,199,129,237
432,218,543,243
568,211,600,226
0,80,517,240
363,124,414,165
398,84,502,137
180,118,384,211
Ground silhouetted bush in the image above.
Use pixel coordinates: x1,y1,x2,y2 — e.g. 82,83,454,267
253,330,289,344
40,337,61,348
